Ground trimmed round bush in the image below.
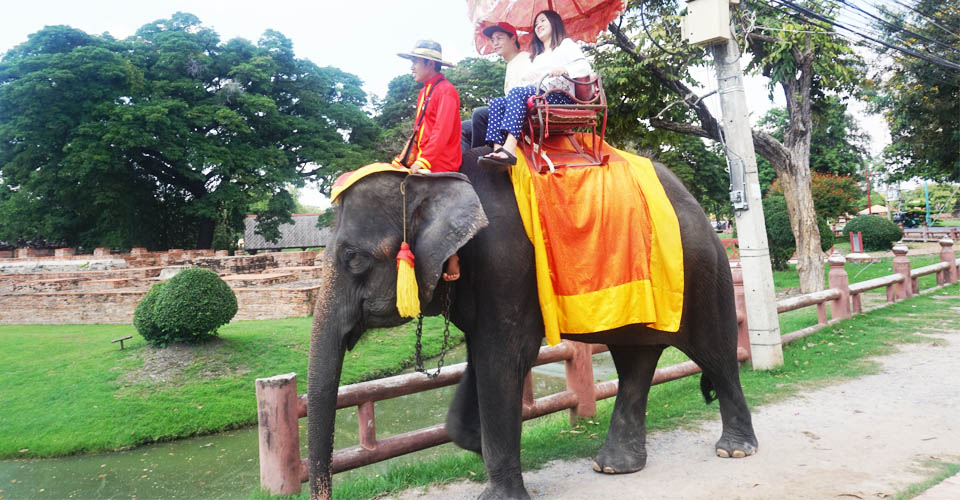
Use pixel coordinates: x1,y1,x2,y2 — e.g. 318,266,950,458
842,214,903,251
764,196,835,271
133,281,166,344
134,267,237,346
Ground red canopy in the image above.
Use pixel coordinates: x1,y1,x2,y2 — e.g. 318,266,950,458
468,0,627,55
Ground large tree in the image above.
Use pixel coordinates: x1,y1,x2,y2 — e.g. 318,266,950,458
597,0,864,293
0,13,378,249
871,1,959,181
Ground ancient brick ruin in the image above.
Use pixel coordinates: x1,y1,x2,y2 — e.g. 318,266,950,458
0,248,323,324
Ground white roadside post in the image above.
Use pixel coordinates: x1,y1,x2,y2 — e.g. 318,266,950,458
683,0,784,369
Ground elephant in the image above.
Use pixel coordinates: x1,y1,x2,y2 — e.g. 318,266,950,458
307,148,757,500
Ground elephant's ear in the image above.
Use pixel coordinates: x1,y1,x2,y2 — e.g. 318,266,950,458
403,172,488,303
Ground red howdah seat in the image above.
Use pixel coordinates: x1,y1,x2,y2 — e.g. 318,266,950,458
524,73,608,172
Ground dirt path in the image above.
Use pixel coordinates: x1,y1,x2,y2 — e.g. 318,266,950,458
388,314,960,499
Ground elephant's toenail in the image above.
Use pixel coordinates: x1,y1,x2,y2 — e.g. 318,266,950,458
592,461,601,472
732,450,745,458
603,466,615,474
716,449,730,458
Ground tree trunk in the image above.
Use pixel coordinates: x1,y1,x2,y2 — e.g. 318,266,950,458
779,41,824,294
777,160,824,293
196,218,215,249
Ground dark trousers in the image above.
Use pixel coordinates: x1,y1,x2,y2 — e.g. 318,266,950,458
460,106,489,152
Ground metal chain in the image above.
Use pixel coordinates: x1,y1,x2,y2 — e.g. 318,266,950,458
414,282,452,378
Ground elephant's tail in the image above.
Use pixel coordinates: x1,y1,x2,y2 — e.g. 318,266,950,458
699,373,717,404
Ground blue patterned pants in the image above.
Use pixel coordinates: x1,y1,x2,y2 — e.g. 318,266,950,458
484,85,574,145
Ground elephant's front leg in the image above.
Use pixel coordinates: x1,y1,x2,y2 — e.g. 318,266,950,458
446,353,482,455
471,326,541,500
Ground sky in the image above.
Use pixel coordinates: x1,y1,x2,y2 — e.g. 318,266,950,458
1,0,893,206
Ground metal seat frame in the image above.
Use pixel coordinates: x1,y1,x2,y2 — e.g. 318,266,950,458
524,73,608,173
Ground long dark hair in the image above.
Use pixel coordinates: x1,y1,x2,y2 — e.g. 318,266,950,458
530,10,567,61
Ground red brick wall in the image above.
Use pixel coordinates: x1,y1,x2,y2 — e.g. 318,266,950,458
0,286,321,324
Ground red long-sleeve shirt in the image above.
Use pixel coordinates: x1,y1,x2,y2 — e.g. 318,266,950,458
409,74,461,173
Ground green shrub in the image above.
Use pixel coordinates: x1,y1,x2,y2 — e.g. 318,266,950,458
133,282,166,344
134,267,237,346
763,196,834,270
843,214,903,251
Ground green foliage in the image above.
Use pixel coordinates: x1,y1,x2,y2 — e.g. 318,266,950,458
655,134,732,219
0,15,379,250
770,172,862,220
842,215,903,251
133,282,166,341
445,57,506,116
871,2,960,181
134,267,237,346
764,195,834,270
756,98,871,179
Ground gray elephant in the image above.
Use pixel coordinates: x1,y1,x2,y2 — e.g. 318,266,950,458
307,149,757,499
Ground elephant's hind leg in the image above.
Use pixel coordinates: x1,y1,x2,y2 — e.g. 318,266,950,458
593,344,665,474
685,349,758,459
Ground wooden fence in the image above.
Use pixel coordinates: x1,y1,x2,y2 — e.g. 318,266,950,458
256,237,959,495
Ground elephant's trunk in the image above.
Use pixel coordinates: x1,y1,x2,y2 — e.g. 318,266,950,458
307,266,352,500
307,314,346,500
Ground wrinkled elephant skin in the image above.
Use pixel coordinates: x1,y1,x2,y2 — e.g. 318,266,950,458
307,149,757,499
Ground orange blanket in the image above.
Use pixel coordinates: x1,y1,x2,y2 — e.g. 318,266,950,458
509,135,684,345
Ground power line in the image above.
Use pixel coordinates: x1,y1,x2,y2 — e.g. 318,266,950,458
768,0,960,71
888,0,960,39
836,0,960,56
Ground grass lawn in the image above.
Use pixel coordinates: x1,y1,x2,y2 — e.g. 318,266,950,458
0,316,462,459
309,283,960,500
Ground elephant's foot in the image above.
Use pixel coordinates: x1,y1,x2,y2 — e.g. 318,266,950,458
715,432,758,458
591,439,647,474
477,484,530,500
445,412,482,455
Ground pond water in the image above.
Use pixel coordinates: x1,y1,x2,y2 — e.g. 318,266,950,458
0,347,615,499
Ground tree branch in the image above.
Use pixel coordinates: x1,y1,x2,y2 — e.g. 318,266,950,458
649,119,711,138
607,22,722,142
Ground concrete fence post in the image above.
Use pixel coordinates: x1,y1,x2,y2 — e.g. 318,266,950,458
730,262,751,359
827,251,850,320
256,373,302,496
892,243,912,300
564,340,596,424
940,237,957,284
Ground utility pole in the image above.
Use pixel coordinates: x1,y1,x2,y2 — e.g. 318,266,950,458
684,0,783,369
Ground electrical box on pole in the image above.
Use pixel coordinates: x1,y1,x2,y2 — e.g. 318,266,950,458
681,0,736,45
684,1,784,369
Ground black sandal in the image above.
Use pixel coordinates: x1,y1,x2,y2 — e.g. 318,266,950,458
478,147,517,169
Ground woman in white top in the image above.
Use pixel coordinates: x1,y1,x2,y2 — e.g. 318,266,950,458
479,10,592,168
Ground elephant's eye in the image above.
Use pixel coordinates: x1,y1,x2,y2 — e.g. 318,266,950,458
342,249,372,275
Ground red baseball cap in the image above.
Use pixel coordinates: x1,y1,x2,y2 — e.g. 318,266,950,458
482,22,518,40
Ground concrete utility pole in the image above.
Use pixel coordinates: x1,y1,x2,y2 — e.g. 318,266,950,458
712,37,783,370
683,0,783,369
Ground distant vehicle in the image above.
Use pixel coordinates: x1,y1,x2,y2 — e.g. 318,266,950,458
892,211,924,228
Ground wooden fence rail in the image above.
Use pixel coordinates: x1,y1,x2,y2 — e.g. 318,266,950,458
257,237,959,495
